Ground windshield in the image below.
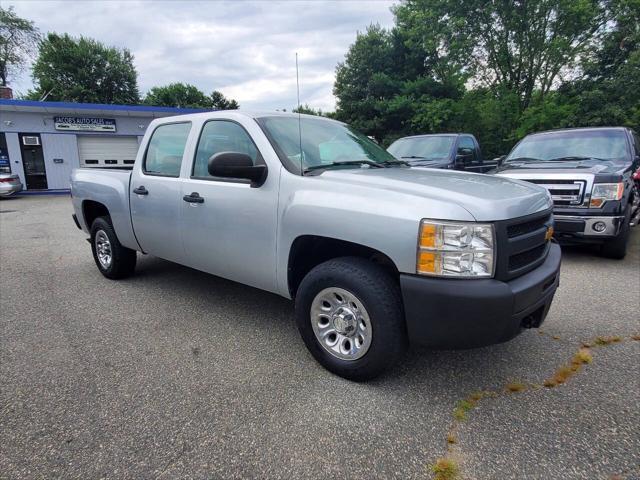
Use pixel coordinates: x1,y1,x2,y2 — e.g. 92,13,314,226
387,136,455,161
256,116,398,173
507,130,629,162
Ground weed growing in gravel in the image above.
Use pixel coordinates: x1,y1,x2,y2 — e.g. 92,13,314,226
506,382,526,392
431,458,458,480
468,391,489,401
573,348,593,365
453,400,474,421
432,334,634,479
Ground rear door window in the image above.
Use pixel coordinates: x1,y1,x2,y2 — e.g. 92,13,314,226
143,122,192,177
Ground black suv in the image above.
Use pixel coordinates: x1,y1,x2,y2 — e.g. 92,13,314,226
494,127,639,258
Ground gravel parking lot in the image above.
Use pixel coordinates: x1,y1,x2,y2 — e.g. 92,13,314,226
1,195,639,479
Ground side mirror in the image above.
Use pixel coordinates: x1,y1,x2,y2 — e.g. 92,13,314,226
208,152,267,187
455,148,474,167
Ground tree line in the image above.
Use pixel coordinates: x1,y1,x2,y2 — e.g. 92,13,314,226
3,1,638,157
0,6,239,109
332,0,640,156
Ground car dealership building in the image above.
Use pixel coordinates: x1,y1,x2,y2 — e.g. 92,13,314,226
0,99,208,192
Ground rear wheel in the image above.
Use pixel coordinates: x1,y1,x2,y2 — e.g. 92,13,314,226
600,208,631,259
90,216,137,279
295,257,407,381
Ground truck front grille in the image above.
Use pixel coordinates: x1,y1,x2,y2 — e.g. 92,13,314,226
507,216,549,238
508,244,547,271
494,210,553,281
523,179,586,207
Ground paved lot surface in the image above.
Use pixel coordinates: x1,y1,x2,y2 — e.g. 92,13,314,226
1,195,638,479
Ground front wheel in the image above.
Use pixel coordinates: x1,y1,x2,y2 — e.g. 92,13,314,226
90,216,137,279
295,257,407,381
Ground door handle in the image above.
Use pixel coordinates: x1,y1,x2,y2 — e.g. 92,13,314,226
133,186,148,195
183,192,204,204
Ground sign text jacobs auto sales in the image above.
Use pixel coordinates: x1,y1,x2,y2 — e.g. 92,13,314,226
54,116,117,132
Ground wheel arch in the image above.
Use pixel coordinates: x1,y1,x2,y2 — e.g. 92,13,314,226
82,200,110,230
287,235,400,298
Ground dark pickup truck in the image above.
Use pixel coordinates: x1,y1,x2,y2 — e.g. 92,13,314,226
387,133,496,173
495,127,640,258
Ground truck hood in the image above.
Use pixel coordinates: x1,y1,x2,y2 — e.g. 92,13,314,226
318,167,551,221
493,158,629,177
408,159,452,169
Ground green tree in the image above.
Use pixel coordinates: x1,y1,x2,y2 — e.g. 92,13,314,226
292,104,325,116
394,0,607,111
210,90,239,110
564,0,640,130
0,6,40,87
333,25,404,142
144,83,210,108
144,83,239,109
333,0,637,156
29,33,139,104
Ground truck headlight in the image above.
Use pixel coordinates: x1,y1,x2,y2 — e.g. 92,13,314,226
417,220,495,278
590,183,623,208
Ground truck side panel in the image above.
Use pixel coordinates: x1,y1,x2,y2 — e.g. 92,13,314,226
70,168,140,251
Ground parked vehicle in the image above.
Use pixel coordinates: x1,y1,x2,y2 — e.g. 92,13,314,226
632,166,640,227
71,111,560,380
494,127,639,259
0,173,23,197
387,133,496,172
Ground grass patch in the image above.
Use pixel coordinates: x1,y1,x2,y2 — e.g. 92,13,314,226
551,365,575,385
469,391,485,402
573,348,593,365
594,336,622,346
431,457,458,480
453,399,475,421
543,378,557,388
447,433,457,444
506,382,526,393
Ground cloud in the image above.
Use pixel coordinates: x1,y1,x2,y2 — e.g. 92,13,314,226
6,0,396,111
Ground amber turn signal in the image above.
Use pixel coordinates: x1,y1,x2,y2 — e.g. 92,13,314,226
420,223,437,248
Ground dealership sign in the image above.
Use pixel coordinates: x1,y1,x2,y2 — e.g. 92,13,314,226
54,116,117,132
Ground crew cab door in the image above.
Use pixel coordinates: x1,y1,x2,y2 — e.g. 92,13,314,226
130,121,192,264
180,119,278,292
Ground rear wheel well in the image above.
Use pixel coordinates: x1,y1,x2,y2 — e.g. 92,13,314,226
287,235,399,298
82,200,110,229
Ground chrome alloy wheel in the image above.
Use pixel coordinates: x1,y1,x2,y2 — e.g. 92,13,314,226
95,230,112,269
310,287,372,361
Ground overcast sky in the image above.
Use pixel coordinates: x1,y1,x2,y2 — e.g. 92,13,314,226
7,0,396,111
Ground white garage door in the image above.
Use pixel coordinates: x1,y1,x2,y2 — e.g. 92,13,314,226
77,135,140,168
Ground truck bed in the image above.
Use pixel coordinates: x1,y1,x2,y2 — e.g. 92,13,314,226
70,168,140,251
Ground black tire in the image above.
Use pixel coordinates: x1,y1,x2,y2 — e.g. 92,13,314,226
90,216,137,279
600,208,631,259
295,257,407,381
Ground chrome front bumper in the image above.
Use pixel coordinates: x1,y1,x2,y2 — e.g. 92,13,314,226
554,214,623,237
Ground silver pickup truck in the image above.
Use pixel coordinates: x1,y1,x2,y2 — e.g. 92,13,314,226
71,111,561,380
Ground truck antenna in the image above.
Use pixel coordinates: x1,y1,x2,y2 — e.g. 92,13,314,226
296,52,303,176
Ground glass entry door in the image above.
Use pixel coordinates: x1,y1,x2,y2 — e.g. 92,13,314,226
19,134,48,190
